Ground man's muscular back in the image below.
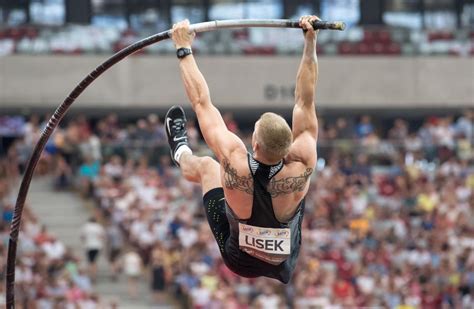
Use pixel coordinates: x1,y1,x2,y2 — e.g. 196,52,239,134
220,144,314,223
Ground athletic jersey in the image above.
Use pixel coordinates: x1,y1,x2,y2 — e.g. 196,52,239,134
224,153,305,283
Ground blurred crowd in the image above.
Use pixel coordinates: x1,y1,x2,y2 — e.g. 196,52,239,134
0,153,104,307
0,109,472,308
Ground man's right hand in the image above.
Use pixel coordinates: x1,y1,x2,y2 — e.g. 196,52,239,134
171,19,195,49
299,15,320,41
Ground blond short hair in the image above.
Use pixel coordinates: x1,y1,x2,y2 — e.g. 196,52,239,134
256,113,293,161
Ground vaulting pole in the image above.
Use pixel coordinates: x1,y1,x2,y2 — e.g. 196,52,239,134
5,18,344,308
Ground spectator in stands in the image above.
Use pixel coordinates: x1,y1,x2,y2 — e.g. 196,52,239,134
388,118,408,144
78,155,100,198
23,114,41,146
148,114,167,144
106,220,124,281
223,112,239,134
150,244,168,304
104,155,124,180
356,115,374,138
53,155,72,190
78,132,102,163
123,248,143,299
41,235,66,262
254,285,283,308
80,217,105,282
335,117,354,139
186,119,200,148
455,109,473,141
190,280,212,308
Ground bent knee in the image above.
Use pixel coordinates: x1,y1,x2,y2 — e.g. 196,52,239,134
199,156,219,172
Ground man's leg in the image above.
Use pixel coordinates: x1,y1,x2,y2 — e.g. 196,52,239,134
174,144,229,255
165,105,229,255
179,153,221,194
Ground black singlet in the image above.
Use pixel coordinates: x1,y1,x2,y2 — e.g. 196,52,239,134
222,153,305,284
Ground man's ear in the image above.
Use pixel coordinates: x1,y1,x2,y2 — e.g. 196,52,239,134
253,141,259,153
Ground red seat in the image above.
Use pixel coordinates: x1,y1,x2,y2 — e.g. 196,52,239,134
363,30,376,44
357,42,372,54
121,28,136,37
373,43,385,54
448,49,460,56
338,42,354,54
52,48,66,54
428,31,454,42
232,29,248,40
441,32,454,40
25,27,38,39
386,43,401,55
243,46,276,55
377,30,392,44
69,48,84,55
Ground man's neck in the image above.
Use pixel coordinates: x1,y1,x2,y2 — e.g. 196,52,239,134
252,152,281,166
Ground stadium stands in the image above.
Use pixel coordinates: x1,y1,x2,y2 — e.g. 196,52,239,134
0,158,100,307
1,110,472,307
1,1,473,308
0,24,472,56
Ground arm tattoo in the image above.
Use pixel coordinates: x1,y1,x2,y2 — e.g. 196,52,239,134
268,168,313,198
223,159,253,195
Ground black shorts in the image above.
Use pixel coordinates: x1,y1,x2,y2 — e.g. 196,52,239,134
203,187,298,283
87,249,100,263
151,266,165,291
203,188,230,255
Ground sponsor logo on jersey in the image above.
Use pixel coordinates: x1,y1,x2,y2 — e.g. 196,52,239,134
238,223,291,264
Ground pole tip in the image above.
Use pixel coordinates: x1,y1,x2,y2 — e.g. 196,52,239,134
334,21,346,31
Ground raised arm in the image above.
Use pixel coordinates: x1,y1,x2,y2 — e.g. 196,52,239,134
289,16,319,167
171,20,246,161
293,16,319,141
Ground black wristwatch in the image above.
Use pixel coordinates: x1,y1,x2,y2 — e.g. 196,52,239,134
176,47,192,59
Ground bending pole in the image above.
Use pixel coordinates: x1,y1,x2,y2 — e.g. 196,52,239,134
5,18,344,308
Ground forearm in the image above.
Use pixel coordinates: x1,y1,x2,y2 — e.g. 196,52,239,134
295,36,318,107
178,55,211,109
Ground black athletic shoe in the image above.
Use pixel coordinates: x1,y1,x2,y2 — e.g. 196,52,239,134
165,105,189,167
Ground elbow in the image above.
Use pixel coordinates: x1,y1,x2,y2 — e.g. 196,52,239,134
189,95,202,107
302,51,317,64
295,94,314,107
194,92,211,108
303,55,317,65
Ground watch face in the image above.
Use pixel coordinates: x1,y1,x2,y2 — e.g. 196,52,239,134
177,48,190,58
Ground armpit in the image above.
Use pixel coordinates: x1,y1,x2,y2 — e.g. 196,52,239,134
222,158,253,195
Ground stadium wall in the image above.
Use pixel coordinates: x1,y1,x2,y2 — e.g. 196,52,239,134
1,55,473,109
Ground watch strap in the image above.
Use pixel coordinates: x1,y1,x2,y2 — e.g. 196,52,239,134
176,47,192,59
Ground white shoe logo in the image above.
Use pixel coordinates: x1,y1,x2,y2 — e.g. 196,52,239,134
173,136,187,142
166,118,172,133
167,117,186,142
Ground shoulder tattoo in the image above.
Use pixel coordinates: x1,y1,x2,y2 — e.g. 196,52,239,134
268,168,313,198
223,159,253,195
